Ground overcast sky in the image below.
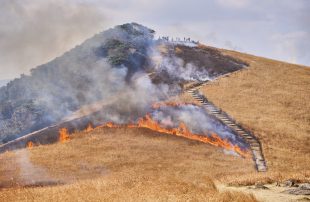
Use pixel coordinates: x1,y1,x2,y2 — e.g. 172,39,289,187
0,0,309,80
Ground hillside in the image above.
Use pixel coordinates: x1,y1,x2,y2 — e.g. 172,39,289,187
0,50,309,201
0,23,309,201
199,47,310,182
172,45,310,182
0,127,257,202
0,23,155,143
0,23,246,144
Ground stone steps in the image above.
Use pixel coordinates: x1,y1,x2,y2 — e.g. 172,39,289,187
186,83,267,172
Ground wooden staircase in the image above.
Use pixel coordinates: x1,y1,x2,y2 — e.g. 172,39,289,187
186,83,267,172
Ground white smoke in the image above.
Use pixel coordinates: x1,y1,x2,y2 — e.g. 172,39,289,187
149,44,211,82
151,105,247,148
15,150,51,185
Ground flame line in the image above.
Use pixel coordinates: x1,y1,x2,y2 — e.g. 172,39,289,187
96,114,251,158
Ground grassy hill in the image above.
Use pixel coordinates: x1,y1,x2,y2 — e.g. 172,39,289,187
173,45,310,183
0,44,309,201
199,47,310,183
0,127,257,202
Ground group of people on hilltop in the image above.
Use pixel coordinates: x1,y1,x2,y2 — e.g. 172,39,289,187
159,36,199,44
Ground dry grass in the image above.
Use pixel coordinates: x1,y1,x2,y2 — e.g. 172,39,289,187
1,47,309,201
0,127,257,201
200,48,310,185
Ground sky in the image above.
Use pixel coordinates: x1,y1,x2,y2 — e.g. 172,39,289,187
0,0,309,80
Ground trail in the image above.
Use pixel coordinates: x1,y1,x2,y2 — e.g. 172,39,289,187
186,81,267,172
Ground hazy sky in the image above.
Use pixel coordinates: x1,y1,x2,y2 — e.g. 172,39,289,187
0,0,309,80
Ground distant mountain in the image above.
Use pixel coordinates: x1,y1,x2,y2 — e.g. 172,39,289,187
0,80,9,87
0,23,246,144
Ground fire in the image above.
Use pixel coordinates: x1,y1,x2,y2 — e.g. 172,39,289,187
59,128,70,143
97,122,119,128
26,141,34,149
96,114,250,158
85,123,94,132
138,115,250,157
57,104,250,158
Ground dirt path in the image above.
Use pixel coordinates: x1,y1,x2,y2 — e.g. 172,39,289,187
217,183,310,202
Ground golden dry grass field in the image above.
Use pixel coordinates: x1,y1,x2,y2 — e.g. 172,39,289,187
0,128,257,202
199,47,310,185
0,47,309,201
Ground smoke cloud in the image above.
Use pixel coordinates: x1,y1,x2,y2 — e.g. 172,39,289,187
0,23,248,157
151,104,247,148
0,0,106,80
150,49,211,82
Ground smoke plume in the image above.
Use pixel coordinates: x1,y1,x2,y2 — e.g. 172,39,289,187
0,0,106,80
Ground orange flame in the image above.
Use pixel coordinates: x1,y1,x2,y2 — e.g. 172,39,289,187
85,123,94,132
59,128,70,143
26,141,34,149
96,114,250,158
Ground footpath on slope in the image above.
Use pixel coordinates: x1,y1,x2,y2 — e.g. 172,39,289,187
185,81,267,172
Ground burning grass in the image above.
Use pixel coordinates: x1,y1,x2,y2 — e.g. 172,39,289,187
58,128,70,143
14,102,250,159
0,127,258,201
26,141,34,149
97,113,250,158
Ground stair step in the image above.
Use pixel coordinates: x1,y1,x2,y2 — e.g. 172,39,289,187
210,110,220,113
239,133,249,137
218,117,229,120
247,140,257,144
217,115,229,118
222,119,231,121
235,129,244,132
188,90,267,172
204,105,213,107
239,132,250,135
251,144,260,148
209,108,219,111
252,148,261,152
